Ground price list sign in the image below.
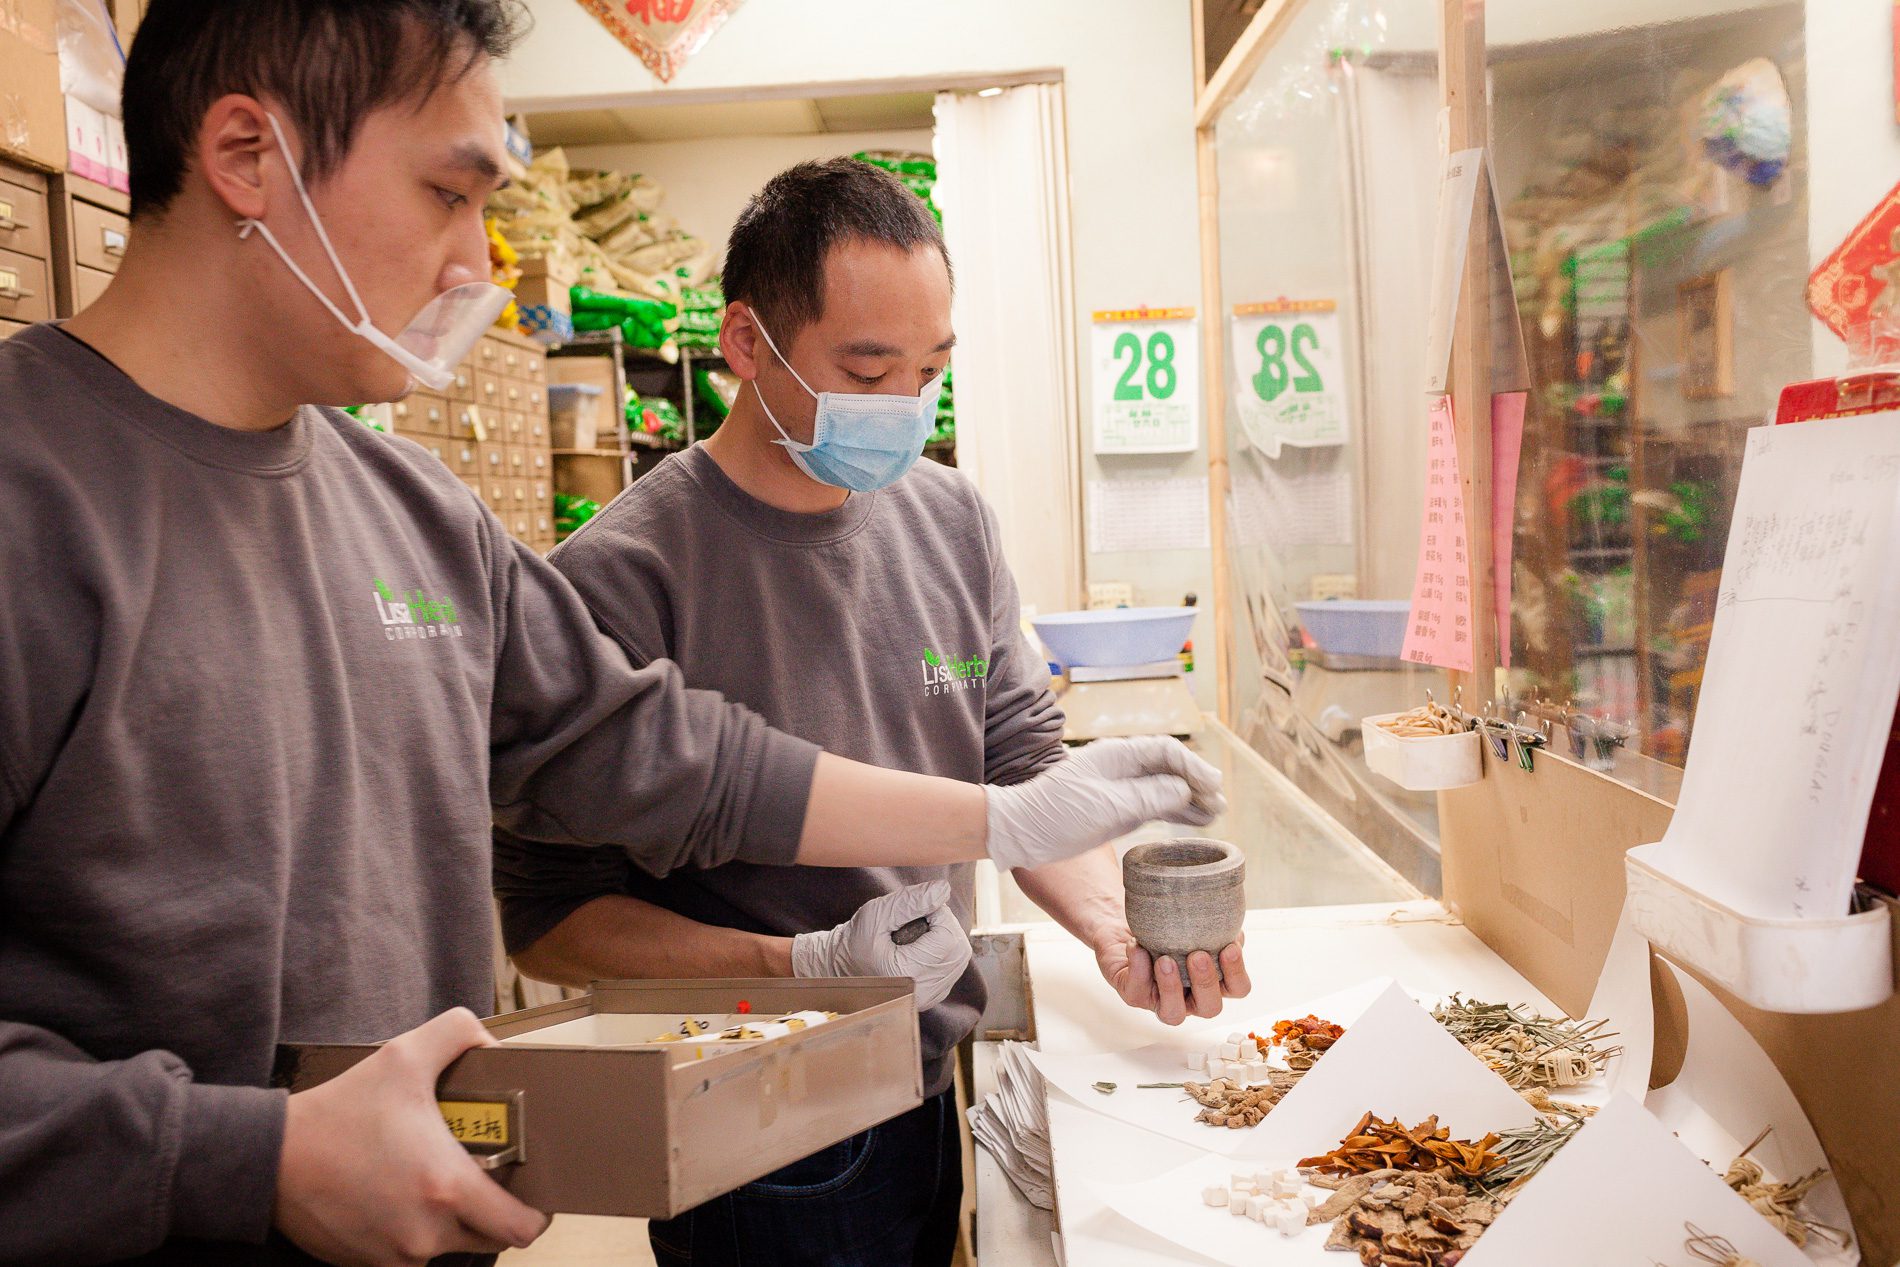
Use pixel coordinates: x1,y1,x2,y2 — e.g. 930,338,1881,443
1401,395,1474,671
1230,299,1349,457
1091,307,1200,455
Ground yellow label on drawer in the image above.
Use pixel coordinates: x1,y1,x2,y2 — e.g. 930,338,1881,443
439,1099,511,1147
0,269,17,292
0,200,14,222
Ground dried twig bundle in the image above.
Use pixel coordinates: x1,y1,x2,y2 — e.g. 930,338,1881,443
1432,996,1620,1089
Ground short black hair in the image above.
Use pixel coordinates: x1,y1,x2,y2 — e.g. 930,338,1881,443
724,158,952,340
125,0,528,219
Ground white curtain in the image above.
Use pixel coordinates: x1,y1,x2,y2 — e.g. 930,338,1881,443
933,83,1084,618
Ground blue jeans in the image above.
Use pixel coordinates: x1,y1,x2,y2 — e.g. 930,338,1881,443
648,1090,962,1267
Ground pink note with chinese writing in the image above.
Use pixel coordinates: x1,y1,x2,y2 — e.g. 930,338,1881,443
1492,392,1527,670
1402,395,1475,671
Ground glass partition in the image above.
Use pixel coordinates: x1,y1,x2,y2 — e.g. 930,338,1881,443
1490,3,1811,770
1214,0,1446,891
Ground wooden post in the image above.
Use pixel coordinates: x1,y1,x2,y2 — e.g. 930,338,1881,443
1440,0,1497,699
1197,124,1235,725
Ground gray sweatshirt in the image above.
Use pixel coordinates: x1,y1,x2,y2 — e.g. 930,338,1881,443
493,444,1065,1098
0,326,819,1266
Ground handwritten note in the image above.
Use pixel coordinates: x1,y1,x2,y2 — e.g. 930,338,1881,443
1646,413,1900,919
1401,396,1474,671
1227,448,1354,550
1086,477,1211,555
1492,392,1527,669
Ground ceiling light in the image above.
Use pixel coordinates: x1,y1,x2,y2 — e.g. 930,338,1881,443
977,87,1004,98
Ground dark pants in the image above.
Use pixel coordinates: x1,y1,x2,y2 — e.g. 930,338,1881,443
648,1089,962,1267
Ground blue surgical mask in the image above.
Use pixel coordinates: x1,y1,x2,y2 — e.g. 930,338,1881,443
750,314,944,493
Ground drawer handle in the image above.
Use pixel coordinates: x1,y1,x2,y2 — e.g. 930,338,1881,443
102,228,128,257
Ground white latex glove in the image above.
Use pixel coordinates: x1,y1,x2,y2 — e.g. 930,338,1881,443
791,880,973,1011
985,736,1225,872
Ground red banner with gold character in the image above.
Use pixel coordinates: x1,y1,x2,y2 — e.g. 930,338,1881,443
574,0,748,83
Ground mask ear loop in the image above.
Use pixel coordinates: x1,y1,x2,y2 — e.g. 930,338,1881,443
240,112,377,333
748,311,821,401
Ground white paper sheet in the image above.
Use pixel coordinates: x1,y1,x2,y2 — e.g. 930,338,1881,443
1585,905,1656,1104
1086,984,1540,1266
1646,962,1859,1264
1023,978,1392,1156
1087,476,1212,555
1226,449,1354,550
1459,1095,1811,1267
1638,415,1900,919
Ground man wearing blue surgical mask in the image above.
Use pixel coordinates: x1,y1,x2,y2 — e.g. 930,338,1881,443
495,159,1253,1267
0,6,1230,1264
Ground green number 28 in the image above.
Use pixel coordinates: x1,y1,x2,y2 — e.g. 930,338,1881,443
1113,331,1179,401
1253,322,1324,403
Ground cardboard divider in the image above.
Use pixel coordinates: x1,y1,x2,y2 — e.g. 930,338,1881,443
1440,748,1900,1265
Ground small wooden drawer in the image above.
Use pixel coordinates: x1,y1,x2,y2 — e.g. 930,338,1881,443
448,365,477,402
503,380,526,411
476,370,505,410
0,177,52,261
0,318,30,340
0,248,52,323
451,443,482,476
476,339,501,368
397,431,448,467
74,264,112,311
71,199,131,274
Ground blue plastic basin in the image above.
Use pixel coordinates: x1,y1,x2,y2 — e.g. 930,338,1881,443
1032,607,1197,669
1294,599,1412,659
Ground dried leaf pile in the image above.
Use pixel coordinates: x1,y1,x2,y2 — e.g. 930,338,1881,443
1431,995,1619,1090
1255,1015,1346,1071
1182,1071,1300,1128
1474,1096,1593,1194
1305,1168,1508,1266
1299,1112,1508,1182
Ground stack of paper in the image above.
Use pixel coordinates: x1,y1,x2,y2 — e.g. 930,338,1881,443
969,1041,1055,1210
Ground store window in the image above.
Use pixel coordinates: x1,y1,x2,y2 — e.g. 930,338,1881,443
1490,3,1811,772
1215,0,1447,887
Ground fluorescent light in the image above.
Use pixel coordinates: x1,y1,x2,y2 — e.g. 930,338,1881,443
977,87,1004,98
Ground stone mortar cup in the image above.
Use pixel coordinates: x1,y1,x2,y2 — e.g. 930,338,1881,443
1122,838,1245,981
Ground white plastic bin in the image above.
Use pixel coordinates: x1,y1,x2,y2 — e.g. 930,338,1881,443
1361,712,1482,791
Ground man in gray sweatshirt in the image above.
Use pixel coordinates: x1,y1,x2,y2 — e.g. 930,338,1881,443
0,3,1223,1264
493,161,1253,1266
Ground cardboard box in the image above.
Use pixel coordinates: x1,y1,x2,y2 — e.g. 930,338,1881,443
554,450,626,506
103,114,127,194
0,0,67,172
548,355,617,398
64,96,110,186
279,979,921,1217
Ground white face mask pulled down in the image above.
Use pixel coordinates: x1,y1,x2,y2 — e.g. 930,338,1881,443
237,113,509,393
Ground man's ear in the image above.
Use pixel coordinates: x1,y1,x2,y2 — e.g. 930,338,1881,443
197,94,279,222
720,302,764,381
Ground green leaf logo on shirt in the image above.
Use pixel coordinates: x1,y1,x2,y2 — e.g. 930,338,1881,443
373,577,466,643
919,646,988,697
